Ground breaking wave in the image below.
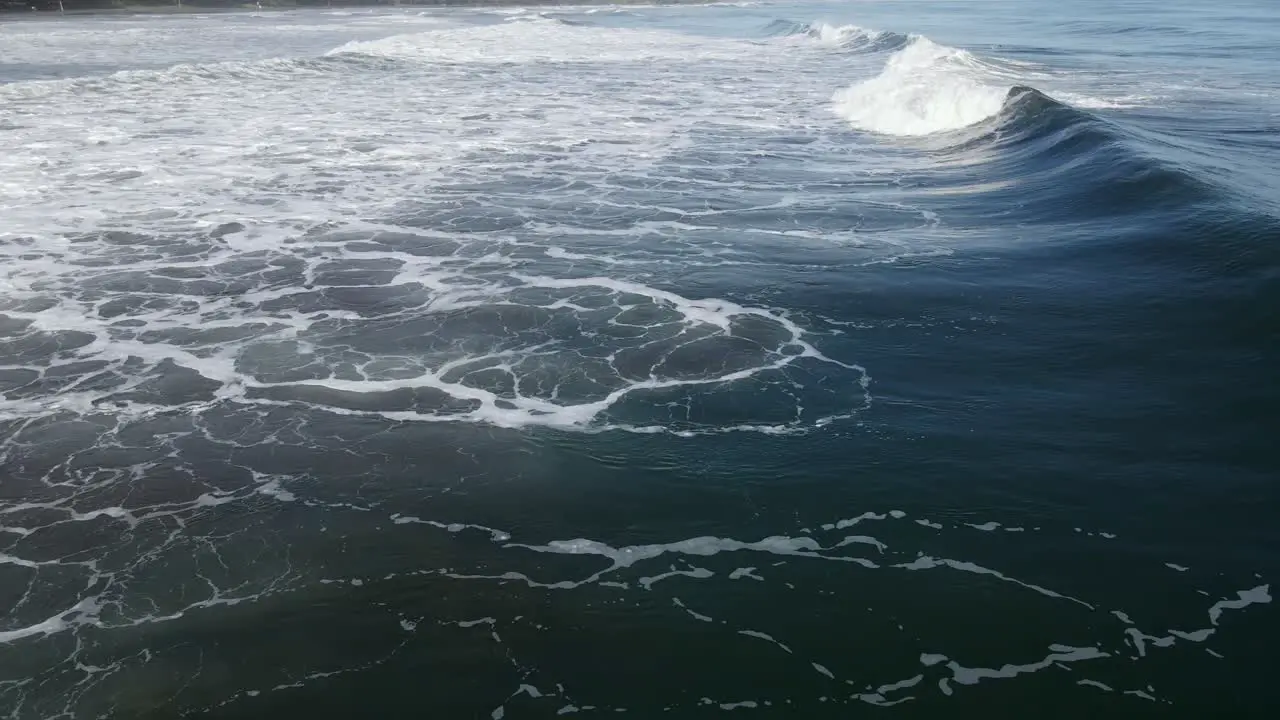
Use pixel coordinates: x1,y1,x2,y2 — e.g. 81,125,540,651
822,29,1230,225
764,19,910,53
829,29,1151,141
832,36,1011,136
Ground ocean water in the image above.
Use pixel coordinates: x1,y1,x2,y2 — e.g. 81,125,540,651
1,1,1278,716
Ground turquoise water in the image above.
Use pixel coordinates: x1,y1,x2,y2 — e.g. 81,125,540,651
1,2,1277,716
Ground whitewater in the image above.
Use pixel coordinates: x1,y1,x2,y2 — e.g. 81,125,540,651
2,2,1278,718
0,8,1153,433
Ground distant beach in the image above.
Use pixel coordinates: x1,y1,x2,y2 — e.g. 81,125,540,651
0,1,692,16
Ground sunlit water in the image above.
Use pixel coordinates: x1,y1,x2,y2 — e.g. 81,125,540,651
2,2,1278,717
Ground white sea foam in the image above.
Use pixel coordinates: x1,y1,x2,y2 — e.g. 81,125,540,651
0,13,448,80
1,14,897,436
328,20,742,64
832,36,1009,136
827,26,1156,137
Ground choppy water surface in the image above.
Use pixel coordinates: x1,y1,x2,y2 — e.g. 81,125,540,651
2,1,1278,717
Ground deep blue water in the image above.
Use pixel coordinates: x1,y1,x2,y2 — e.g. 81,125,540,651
1,1,1278,717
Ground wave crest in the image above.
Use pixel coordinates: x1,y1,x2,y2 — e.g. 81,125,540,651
807,22,911,52
764,19,909,52
832,37,1008,136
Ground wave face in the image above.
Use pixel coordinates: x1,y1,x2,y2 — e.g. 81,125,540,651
2,4,1279,720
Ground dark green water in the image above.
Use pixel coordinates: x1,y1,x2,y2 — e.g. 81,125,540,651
2,2,1278,717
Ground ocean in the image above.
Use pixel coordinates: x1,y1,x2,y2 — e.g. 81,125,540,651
1,1,1277,717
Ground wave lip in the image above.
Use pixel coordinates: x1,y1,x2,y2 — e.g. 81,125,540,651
832,36,1008,136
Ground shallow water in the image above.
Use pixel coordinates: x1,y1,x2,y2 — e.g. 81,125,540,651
1,1,1278,717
